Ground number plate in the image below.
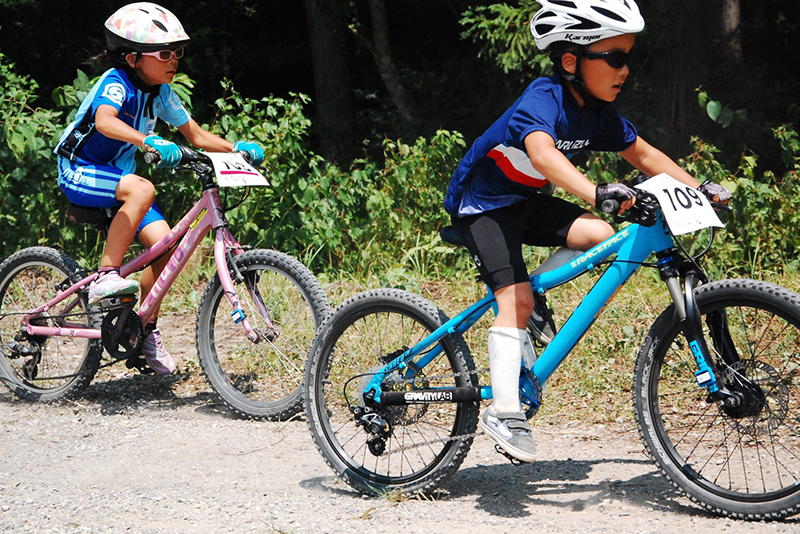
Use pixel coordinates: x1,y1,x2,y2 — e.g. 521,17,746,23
636,173,723,235
205,152,269,187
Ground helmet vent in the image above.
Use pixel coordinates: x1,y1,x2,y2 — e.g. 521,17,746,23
550,0,578,8
592,7,627,23
534,23,556,35
153,20,168,33
568,16,601,31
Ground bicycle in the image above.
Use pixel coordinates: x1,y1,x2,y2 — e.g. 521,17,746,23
303,173,800,519
0,146,330,420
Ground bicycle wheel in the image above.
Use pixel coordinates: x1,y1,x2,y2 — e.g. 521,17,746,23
196,249,330,420
0,247,102,401
304,288,479,496
633,279,800,519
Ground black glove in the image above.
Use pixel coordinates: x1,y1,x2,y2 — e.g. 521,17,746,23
596,183,636,213
698,180,732,204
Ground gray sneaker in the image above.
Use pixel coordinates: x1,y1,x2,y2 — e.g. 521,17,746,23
479,406,537,463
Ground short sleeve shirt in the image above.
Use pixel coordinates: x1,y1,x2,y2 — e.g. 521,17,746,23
55,68,190,175
444,74,638,217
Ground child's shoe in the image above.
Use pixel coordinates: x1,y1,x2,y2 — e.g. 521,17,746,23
142,328,176,374
479,405,537,463
88,272,139,304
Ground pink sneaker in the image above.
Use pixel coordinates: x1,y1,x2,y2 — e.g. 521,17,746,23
88,272,138,304
142,328,176,374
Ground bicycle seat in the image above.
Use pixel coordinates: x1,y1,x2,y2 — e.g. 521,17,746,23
439,225,465,247
66,204,118,226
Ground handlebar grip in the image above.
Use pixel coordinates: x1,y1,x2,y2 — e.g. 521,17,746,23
600,199,620,214
143,151,161,165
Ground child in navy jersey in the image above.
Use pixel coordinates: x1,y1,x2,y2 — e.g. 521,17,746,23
444,0,731,463
55,3,265,374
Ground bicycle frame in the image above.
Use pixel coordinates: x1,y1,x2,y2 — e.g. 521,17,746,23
366,207,722,407
21,185,261,343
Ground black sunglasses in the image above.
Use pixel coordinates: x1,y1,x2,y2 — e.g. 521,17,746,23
582,50,631,69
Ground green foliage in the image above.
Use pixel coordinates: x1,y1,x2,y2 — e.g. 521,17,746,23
697,88,747,129
0,50,66,259
460,1,550,78
676,130,800,277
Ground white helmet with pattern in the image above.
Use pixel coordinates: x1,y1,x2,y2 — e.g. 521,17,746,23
530,0,645,50
105,2,190,53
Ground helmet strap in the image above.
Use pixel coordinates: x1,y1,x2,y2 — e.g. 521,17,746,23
117,53,162,119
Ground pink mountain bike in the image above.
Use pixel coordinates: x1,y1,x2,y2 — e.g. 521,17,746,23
0,147,329,420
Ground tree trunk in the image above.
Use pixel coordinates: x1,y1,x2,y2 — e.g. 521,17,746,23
304,0,356,161
721,0,742,64
365,0,416,123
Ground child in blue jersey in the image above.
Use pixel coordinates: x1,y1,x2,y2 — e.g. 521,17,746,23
444,0,731,462
55,3,265,374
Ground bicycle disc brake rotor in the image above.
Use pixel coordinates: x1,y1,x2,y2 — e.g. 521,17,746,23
722,359,788,436
101,307,144,360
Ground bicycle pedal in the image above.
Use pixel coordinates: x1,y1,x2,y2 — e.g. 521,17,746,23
494,444,524,466
97,295,137,309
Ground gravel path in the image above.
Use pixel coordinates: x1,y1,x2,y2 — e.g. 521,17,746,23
1,313,798,533
2,377,798,534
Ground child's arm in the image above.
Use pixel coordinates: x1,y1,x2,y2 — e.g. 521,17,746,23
525,131,634,210
620,137,701,189
95,105,148,147
177,119,234,152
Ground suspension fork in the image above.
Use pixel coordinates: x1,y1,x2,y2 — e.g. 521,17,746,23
657,250,742,408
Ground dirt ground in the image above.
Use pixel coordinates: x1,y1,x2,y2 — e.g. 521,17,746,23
1,315,798,533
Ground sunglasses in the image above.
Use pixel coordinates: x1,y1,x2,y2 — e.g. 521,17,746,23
140,47,185,61
582,50,630,69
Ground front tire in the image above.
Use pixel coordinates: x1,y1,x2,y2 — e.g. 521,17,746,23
304,288,479,496
633,279,800,519
0,247,102,401
196,249,330,420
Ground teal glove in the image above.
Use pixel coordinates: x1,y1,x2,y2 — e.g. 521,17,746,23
233,140,265,167
142,135,181,168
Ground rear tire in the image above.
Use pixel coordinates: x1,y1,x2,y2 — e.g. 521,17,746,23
633,279,800,519
0,247,102,401
304,288,479,496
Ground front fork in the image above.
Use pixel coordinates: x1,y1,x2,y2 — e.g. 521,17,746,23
657,250,742,408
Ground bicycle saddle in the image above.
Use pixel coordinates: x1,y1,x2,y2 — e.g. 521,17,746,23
439,225,465,247
66,204,118,226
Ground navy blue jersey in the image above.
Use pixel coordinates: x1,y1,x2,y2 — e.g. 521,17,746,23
55,68,190,175
444,74,637,217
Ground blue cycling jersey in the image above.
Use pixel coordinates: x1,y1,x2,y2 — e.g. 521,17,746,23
55,68,190,175
444,74,638,217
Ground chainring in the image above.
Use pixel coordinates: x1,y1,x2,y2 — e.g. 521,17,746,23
101,307,144,361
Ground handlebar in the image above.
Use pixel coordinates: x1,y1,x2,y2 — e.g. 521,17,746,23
599,190,732,225
142,145,253,167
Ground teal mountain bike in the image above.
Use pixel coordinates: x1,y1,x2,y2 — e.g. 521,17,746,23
304,174,800,520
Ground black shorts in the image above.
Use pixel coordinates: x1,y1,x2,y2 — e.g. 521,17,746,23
451,195,588,291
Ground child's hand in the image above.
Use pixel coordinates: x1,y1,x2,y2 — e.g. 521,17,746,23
142,135,181,168
698,180,732,204
233,141,265,167
596,183,636,214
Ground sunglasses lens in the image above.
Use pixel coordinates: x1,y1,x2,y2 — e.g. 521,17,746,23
156,48,183,60
606,52,629,68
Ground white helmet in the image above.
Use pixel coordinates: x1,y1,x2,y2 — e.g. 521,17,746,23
105,2,190,53
531,0,645,50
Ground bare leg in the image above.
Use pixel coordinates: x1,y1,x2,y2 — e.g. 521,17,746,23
101,174,155,267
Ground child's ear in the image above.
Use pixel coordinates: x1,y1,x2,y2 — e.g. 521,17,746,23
125,53,138,69
561,53,577,75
